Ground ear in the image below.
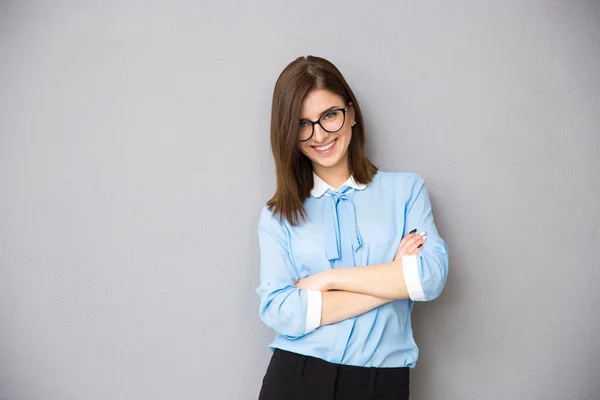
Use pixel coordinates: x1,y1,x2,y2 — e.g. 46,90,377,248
347,101,356,124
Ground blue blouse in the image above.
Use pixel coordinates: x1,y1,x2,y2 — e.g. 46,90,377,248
255,170,449,368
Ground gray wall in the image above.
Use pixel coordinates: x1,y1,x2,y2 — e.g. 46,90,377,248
1,1,599,399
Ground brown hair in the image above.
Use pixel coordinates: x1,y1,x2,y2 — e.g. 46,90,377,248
266,55,378,226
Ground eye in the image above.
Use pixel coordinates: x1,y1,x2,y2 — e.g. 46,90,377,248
322,110,339,120
299,120,310,128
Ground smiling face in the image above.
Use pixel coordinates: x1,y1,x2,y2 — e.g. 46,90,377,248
297,88,355,174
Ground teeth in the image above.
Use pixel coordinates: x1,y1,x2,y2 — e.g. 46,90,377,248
315,139,336,151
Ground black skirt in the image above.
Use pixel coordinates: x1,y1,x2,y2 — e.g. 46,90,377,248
258,348,410,400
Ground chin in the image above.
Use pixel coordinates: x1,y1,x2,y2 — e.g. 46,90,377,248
311,155,344,169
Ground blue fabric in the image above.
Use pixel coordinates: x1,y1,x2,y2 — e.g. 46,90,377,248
323,185,363,262
255,170,449,368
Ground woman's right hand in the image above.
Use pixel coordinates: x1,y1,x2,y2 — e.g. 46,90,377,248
393,229,427,262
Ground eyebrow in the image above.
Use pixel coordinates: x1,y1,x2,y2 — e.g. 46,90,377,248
300,105,345,121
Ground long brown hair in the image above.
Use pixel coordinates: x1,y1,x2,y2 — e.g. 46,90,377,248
266,55,378,226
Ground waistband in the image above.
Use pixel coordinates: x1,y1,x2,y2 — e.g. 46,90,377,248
273,348,409,389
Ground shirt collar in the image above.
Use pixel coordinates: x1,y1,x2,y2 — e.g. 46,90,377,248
310,171,367,198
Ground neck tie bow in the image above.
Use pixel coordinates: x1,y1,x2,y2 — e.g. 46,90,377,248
323,185,363,262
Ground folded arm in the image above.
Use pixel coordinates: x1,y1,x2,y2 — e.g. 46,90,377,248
319,290,393,326
256,207,392,339
307,174,449,302
324,260,411,300
256,174,448,339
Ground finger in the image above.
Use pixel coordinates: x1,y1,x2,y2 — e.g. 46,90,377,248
398,231,424,253
406,236,427,255
401,233,425,249
397,234,412,251
406,233,426,251
397,231,427,257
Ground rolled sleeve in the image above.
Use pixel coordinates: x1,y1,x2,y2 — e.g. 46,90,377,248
402,174,449,301
305,289,322,334
401,255,426,301
255,206,320,339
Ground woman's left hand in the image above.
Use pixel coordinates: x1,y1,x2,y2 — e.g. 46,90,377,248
295,270,332,291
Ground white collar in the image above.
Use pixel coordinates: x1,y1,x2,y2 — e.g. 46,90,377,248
310,171,367,198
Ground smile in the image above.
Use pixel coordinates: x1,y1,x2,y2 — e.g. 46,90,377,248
312,138,337,154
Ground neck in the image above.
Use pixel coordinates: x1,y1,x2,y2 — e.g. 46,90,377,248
313,157,351,190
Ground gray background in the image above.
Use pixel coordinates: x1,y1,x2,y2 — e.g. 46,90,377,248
1,1,599,399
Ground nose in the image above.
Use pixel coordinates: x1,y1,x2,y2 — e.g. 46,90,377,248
312,124,330,143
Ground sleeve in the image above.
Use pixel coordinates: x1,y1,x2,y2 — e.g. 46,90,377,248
400,173,449,301
255,206,322,339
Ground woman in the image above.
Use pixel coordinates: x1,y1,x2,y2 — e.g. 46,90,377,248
256,55,449,400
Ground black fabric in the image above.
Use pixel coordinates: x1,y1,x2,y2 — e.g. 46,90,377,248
258,349,410,400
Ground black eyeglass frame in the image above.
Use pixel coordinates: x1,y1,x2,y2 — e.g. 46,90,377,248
298,106,350,142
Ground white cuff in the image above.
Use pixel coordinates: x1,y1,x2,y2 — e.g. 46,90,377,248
402,255,426,301
305,289,322,334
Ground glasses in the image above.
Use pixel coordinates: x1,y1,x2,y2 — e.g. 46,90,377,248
298,106,349,142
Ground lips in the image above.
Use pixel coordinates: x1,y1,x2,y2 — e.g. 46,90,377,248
312,138,337,154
